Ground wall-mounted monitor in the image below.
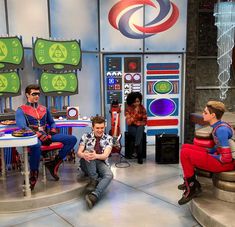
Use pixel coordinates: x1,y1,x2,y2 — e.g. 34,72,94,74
0,71,21,97
39,72,78,96
0,36,24,71
33,38,82,72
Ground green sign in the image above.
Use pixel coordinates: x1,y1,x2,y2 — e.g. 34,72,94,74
40,72,78,96
0,72,21,97
33,38,81,71
154,81,173,94
0,37,24,70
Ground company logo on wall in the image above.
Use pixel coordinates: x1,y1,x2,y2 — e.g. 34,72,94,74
108,0,179,39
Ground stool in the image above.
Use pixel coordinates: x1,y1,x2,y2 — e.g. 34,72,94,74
193,130,214,178
195,168,213,178
194,126,214,148
41,142,63,182
194,126,213,139
212,170,235,203
125,131,146,159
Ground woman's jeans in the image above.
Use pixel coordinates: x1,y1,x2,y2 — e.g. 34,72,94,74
80,158,113,199
128,125,145,159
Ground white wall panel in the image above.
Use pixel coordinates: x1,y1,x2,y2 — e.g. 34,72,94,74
100,0,143,52
12,49,41,110
70,53,101,117
50,0,99,51
144,0,187,52
0,0,7,35
7,0,49,47
13,53,101,113
70,53,101,142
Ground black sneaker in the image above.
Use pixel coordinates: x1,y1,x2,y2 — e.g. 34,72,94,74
45,156,62,181
29,170,39,190
178,179,201,191
178,183,202,205
85,193,98,209
45,161,60,181
86,179,99,192
178,182,186,190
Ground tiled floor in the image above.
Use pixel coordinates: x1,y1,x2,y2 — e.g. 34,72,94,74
0,146,200,227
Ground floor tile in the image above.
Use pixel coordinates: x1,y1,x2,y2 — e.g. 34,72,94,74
12,213,73,227
139,175,184,206
0,146,199,227
111,158,182,188
0,209,53,227
51,180,198,227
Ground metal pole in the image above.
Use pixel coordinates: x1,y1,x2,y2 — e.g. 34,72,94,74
0,148,6,179
23,147,31,197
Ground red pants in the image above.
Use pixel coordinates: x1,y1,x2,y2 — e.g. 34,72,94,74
180,144,234,178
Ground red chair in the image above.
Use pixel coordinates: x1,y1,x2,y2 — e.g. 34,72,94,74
41,142,63,181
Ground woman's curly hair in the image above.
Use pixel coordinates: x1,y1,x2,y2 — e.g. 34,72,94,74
126,92,143,106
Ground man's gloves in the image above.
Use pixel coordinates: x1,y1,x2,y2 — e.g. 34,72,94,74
36,128,56,145
49,128,57,136
37,131,52,146
207,147,216,154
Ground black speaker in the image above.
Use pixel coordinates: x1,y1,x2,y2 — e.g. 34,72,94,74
155,134,179,164
125,131,146,158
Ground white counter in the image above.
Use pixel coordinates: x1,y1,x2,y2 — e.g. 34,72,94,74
0,134,37,197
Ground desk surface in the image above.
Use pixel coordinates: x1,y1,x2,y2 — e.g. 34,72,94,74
0,119,92,132
54,119,92,127
0,134,38,148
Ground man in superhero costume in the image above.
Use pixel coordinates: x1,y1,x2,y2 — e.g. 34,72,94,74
15,84,77,190
178,101,234,205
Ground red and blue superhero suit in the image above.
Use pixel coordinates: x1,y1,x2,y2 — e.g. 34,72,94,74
180,120,234,179
16,102,77,186
178,120,235,205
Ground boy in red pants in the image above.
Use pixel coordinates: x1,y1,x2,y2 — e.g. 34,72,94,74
178,101,234,205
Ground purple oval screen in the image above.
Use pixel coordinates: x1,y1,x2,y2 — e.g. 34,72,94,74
149,98,176,116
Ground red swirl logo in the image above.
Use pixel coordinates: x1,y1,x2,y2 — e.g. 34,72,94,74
108,0,179,39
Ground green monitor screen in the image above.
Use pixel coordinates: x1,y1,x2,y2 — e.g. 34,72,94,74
0,36,24,71
33,38,82,71
0,71,21,97
40,72,78,96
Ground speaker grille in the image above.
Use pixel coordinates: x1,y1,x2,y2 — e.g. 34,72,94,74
155,134,179,164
